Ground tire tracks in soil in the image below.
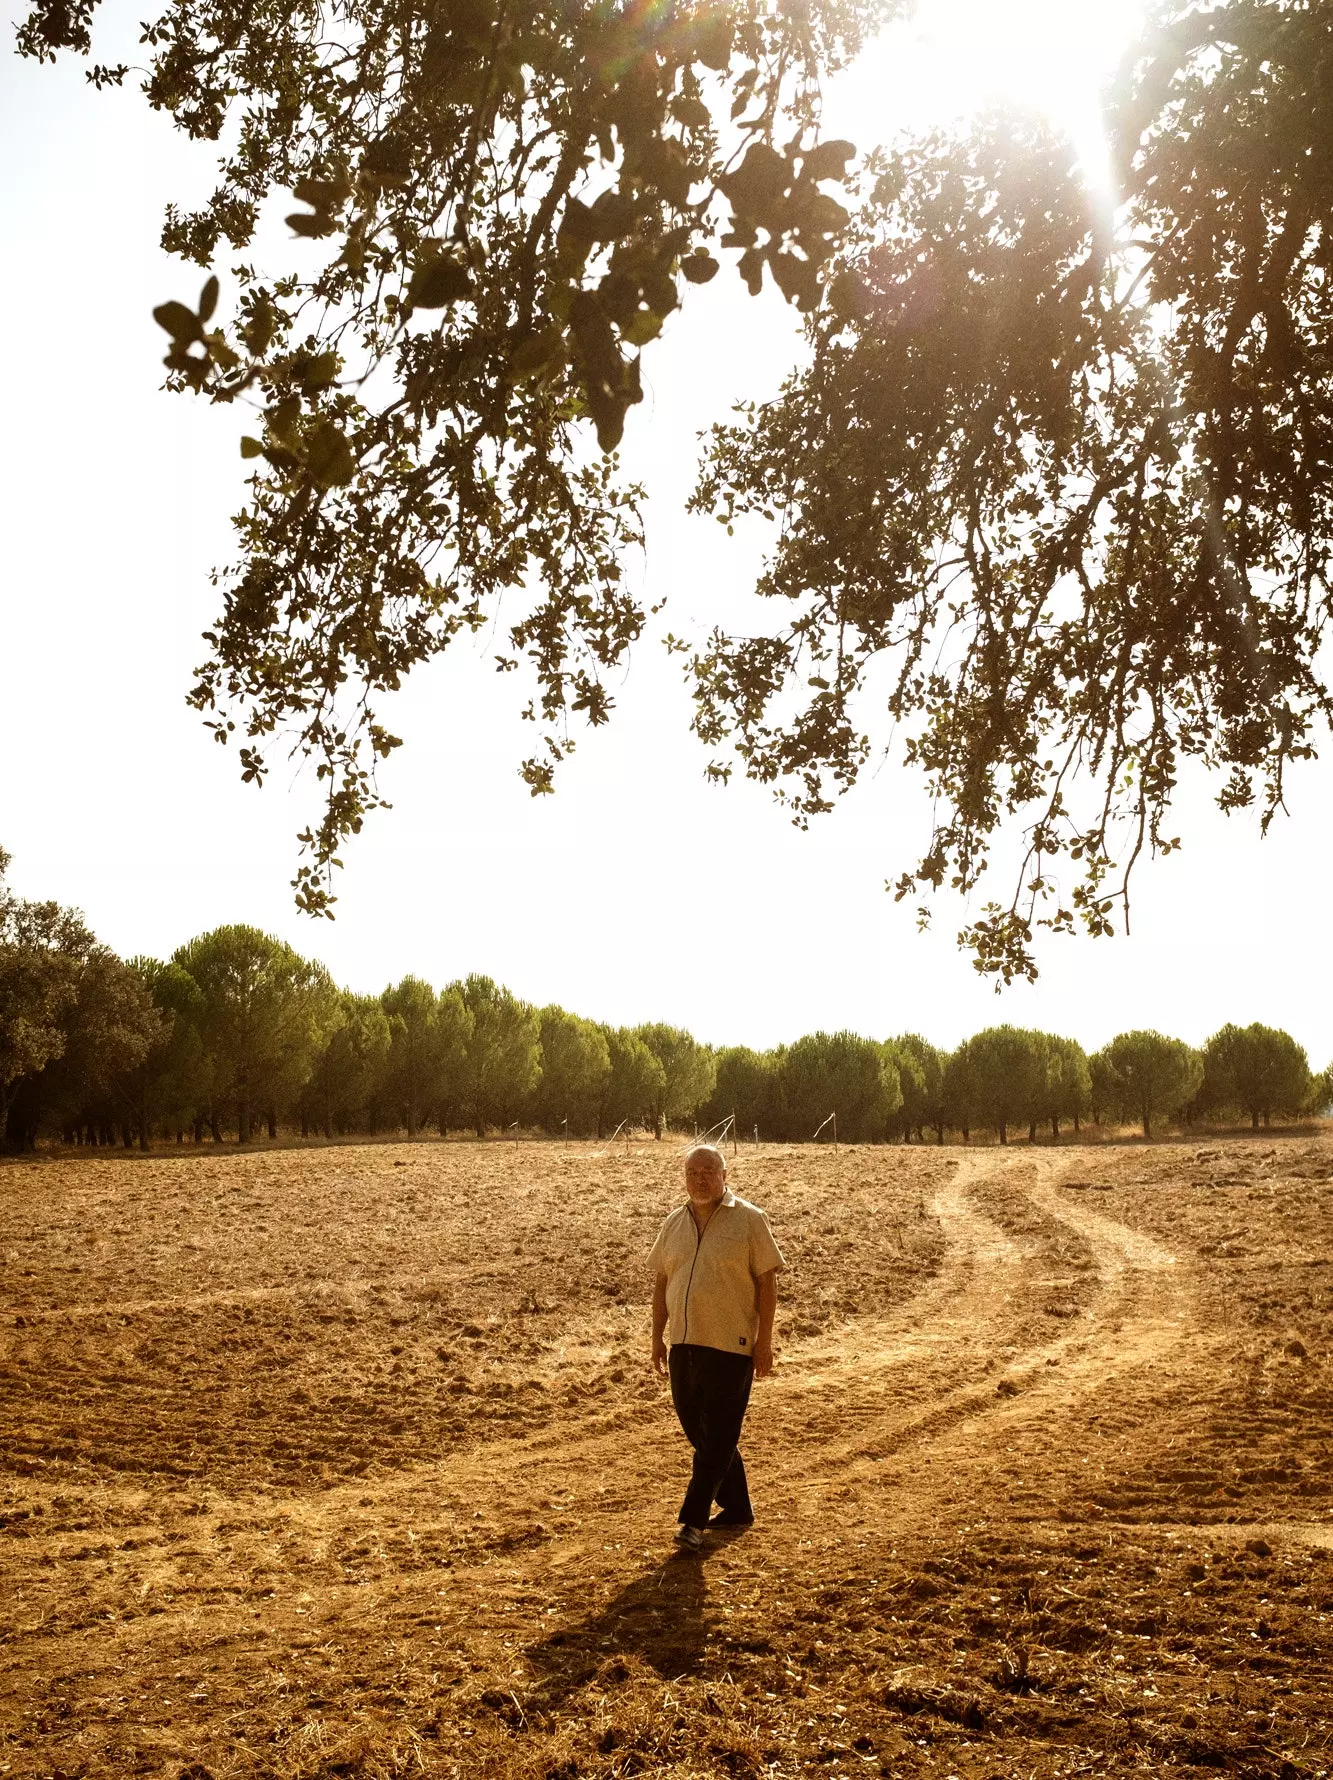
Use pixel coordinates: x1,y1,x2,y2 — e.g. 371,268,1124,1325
2,1150,1204,1686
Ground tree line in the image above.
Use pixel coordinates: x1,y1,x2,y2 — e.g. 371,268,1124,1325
1,853,1328,1152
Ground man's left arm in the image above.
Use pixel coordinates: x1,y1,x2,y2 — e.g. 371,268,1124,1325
753,1268,778,1379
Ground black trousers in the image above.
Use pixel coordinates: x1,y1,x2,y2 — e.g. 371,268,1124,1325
668,1343,755,1529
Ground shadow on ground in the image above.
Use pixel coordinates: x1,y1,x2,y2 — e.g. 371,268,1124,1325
525,1533,748,1704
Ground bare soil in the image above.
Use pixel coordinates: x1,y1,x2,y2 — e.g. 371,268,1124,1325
2,1133,1332,1779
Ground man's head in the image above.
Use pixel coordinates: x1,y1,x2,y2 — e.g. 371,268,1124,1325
683,1144,727,1206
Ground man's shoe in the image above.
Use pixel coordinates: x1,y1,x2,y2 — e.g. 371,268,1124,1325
674,1523,704,1551
709,1512,754,1528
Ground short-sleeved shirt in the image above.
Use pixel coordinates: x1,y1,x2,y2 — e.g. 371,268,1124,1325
647,1191,786,1355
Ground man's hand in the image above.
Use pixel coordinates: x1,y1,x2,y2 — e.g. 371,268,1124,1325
752,1336,774,1380
651,1272,669,1377
652,1336,669,1377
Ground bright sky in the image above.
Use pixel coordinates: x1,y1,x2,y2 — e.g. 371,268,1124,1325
2,0,1329,1064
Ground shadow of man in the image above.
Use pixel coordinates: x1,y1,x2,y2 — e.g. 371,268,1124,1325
524,1533,746,1709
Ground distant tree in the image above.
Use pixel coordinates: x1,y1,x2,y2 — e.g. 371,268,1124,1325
1308,1065,1333,1120
701,1045,778,1140
635,1024,717,1138
381,976,442,1136
533,1007,611,1136
1094,1030,1203,1140
966,1026,1044,1145
0,849,96,1149
598,1028,667,1138
38,952,165,1147
305,992,392,1137
173,926,338,1142
126,958,210,1145
1201,1024,1312,1131
942,1041,981,1143
890,1034,945,1143
456,975,541,1138
772,1030,898,1144
1037,1034,1092,1141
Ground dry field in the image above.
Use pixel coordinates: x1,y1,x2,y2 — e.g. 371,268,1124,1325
2,1132,1333,1780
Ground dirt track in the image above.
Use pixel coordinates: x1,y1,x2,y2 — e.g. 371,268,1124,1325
2,1136,1332,1779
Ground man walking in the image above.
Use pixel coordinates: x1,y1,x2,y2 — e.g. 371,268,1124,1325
649,1144,785,1550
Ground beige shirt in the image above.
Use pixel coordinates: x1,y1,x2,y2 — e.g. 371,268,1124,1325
648,1191,786,1356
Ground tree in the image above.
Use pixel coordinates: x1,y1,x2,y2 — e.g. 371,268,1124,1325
598,1027,667,1137
18,0,886,918
1201,1024,1312,1130
173,926,338,1142
966,1027,1044,1146
35,952,165,1147
305,992,393,1137
635,1023,717,1137
0,849,94,1149
701,1045,778,1140
1039,1035,1092,1141
127,958,211,1145
533,1007,611,1136
772,1029,897,1144
942,1041,981,1144
456,976,541,1137
889,1034,945,1143
690,4,1333,982
381,976,442,1136
1094,1030,1203,1140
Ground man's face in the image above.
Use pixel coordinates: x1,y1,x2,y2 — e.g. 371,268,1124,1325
685,1154,726,1205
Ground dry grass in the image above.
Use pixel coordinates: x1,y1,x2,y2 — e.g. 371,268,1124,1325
2,1133,1332,1778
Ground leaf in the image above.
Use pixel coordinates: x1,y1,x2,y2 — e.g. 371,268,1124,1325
801,139,856,183
240,435,264,458
723,143,790,221
304,419,357,489
692,14,733,70
299,350,341,392
408,254,472,308
198,275,219,323
681,250,719,285
286,210,331,238
266,396,301,443
621,307,664,347
511,329,568,378
242,299,277,358
152,300,201,342
673,95,711,130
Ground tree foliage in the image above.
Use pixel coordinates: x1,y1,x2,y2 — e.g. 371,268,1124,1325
691,2,1333,981
1201,1022,1311,1128
17,0,887,916
173,925,340,1141
1093,1029,1203,1138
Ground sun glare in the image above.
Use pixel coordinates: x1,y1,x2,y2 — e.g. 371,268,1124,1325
831,0,1152,202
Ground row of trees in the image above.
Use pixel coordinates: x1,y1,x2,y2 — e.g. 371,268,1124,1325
2,854,1328,1152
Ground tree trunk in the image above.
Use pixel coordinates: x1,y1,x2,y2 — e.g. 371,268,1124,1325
1142,1110,1151,1138
1028,1120,1037,1145
935,1121,944,1144
1073,1111,1081,1133
193,1115,204,1144
999,1124,1007,1145
1051,1114,1060,1140
267,1108,277,1140
176,1128,184,1145
210,1111,222,1144
138,1113,150,1152
1262,1109,1270,1128
1251,1108,1260,1130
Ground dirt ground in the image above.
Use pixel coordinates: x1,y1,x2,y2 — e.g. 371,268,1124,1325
2,1131,1332,1780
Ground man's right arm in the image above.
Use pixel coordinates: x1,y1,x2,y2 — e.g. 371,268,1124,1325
651,1272,669,1376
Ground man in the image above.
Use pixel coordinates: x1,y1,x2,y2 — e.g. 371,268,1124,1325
648,1144,785,1551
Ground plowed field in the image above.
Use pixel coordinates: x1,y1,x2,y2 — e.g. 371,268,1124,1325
2,1133,1332,1780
